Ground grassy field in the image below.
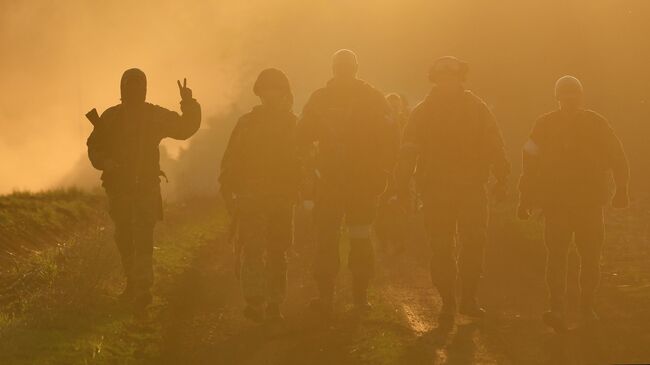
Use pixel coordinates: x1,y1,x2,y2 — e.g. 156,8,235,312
0,191,227,364
0,190,648,364
0,189,104,259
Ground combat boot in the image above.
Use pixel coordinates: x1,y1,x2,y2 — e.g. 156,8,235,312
459,298,486,319
132,290,152,316
118,279,135,303
352,277,372,312
310,279,335,318
542,310,568,333
434,280,457,323
438,297,457,323
309,297,333,318
459,275,485,318
265,302,284,322
580,305,600,326
244,297,266,323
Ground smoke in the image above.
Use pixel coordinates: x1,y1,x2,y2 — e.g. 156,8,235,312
0,0,258,193
2,0,650,194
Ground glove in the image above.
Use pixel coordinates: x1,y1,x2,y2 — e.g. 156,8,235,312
302,200,315,211
517,203,533,220
491,180,507,203
177,78,193,101
612,186,630,209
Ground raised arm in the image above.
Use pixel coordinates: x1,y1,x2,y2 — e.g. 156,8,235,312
160,78,202,140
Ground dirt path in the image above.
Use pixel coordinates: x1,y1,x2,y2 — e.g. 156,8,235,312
158,198,650,365
6,193,645,364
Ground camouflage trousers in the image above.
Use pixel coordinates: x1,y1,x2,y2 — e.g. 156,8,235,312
544,205,604,312
237,196,294,305
422,186,488,305
312,188,377,297
374,193,411,254
107,185,162,295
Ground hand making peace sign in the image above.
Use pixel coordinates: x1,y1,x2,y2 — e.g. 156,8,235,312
177,78,193,101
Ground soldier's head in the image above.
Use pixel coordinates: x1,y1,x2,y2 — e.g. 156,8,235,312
555,75,584,112
332,49,358,79
120,68,147,104
254,68,293,111
429,56,468,92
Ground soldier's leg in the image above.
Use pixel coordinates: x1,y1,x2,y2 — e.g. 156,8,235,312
543,209,573,315
312,193,344,304
373,202,391,251
266,200,294,312
574,206,605,317
238,200,268,310
346,197,377,308
456,188,488,313
131,186,163,311
107,194,136,296
132,218,156,307
423,199,458,309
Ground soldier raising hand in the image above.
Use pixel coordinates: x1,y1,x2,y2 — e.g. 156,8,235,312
86,69,201,314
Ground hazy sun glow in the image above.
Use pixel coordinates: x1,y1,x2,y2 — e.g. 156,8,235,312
1,0,649,193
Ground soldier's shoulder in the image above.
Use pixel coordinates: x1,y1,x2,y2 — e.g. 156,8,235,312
308,87,329,101
407,99,435,125
235,109,257,128
100,104,122,120
536,110,561,125
357,79,380,92
356,79,385,99
301,88,326,110
145,102,172,114
410,99,429,116
463,90,491,110
582,109,609,123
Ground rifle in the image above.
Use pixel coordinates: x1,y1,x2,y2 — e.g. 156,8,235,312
85,108,101,126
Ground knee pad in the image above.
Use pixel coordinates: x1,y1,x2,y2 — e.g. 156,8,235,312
348,224,372,239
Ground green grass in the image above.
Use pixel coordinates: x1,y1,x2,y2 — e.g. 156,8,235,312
0,191,227,364
1,191,649,364
0,188,104,258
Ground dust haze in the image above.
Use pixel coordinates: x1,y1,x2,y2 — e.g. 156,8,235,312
1,0,650,194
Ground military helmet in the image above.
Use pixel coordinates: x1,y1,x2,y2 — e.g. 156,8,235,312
429,56,469,82
253,68,291,96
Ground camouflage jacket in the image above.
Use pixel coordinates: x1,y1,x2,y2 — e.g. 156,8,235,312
87,99,201,193
219,105,300,199
396,88,510,194
518,109,629,207
297,78,398,196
